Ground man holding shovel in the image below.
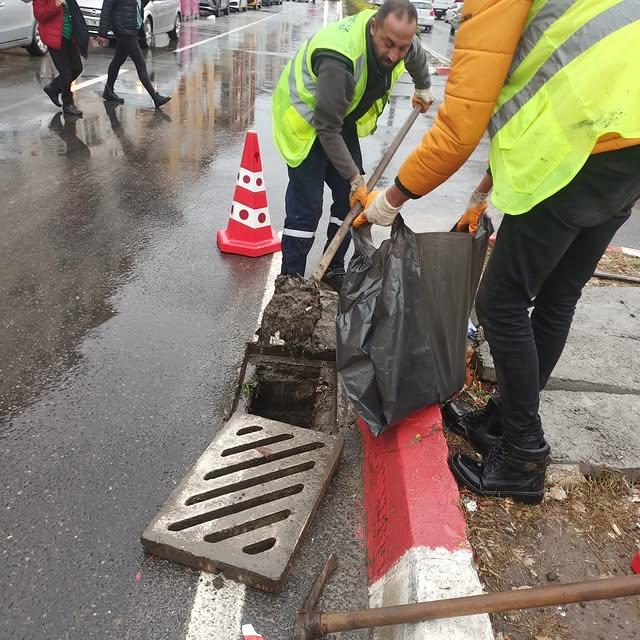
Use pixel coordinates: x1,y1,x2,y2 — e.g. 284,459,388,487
271,0,432,292
357,0,640,503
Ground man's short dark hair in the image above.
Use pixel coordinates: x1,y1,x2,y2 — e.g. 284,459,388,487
374,0,418,26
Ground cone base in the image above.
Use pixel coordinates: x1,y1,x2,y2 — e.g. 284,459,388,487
217,228,281,258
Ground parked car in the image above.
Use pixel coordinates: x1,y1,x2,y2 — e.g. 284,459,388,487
0,0,47,56
200,0,230,17
262,0,282,6
410,0,434,33
432,0,450,20
445,2,461,34
79,0,181,48
247,0,261,8
229,0,247,10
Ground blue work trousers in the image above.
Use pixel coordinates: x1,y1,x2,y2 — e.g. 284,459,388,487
281,128,363,277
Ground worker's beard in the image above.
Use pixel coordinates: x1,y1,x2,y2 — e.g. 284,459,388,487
370,38,398,72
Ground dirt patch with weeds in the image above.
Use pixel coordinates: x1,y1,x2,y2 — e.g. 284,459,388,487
457,458,640,638
446,381,640,639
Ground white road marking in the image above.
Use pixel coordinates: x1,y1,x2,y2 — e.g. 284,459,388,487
185,573,246,640
73,69,128,91
174,13,280,53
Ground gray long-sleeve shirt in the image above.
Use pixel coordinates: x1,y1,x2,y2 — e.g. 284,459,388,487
312,28,431,180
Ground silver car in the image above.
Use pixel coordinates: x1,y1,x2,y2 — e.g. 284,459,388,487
0,0,48,56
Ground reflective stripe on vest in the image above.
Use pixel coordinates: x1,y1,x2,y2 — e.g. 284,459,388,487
488,0,640,215
490,0,639,138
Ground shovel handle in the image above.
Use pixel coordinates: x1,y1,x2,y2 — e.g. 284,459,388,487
311,105,423,283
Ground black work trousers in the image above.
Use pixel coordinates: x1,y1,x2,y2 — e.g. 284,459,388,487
48,37,83,107
281,128,363,277
106,35,155,97
476,145,640,449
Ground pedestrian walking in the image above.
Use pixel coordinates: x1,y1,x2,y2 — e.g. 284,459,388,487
357,0,640,504
97,0,171,109
34,0,89,116
271,0,433,291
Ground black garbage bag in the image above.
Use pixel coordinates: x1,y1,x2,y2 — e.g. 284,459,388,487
336,214,493,436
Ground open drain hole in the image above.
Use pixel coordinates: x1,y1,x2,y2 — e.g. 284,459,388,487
243,538,276,555
188,461,315,505
248,361,320,428
204,510,290,544
205,442,325,480
168,484,304,532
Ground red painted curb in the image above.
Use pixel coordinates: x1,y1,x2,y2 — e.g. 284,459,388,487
359,405,469,584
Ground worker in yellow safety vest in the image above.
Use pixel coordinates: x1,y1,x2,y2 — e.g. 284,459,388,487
271,0,433,291
355,0,640,504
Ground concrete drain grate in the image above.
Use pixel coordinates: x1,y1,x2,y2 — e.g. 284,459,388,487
141,414,343,592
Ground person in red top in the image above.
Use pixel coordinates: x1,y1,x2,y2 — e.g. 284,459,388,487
33,0,89,116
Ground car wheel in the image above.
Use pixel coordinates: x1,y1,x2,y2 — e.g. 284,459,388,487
143,17,154,48
450,26,455,36
168,14,181,40
224,5,230,14
425,25,432,33
26,24,47,56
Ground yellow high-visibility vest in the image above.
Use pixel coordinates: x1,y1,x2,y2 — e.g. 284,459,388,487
489,0,640,215
272,9,405,167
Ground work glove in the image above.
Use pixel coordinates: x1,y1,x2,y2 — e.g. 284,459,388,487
412,87,435,113
349,174,368,209
455,190,490,234
353,188,401,228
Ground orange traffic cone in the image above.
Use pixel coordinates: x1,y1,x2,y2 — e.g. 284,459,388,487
217,131,281,257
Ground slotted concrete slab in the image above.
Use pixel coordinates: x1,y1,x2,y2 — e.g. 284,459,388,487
478,287,640,393
141,414,343,592
541,390,640,479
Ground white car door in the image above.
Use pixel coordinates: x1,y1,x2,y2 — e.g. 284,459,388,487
149,0,171,34
0,0,34,46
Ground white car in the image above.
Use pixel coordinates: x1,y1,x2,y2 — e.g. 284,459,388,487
0,0,47,56
410,0,435,33
79,0,181,48
432,0,450,19
229,0,247,10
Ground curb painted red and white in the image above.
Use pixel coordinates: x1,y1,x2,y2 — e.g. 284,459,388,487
359,406,494,639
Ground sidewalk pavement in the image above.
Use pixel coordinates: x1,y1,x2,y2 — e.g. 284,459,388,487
478,286,640,479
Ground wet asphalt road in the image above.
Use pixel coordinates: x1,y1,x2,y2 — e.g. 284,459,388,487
1,5,639,640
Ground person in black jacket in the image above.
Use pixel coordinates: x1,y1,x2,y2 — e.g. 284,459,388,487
97,0,170,108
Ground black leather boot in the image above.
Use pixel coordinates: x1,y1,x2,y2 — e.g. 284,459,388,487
448,440,550,505
152,94,171,109
442,396,504,455
103,85,124,104
63,104,82,117
321,268,345,293
43,83,61,107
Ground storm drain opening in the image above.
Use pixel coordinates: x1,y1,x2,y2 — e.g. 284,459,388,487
141,413,343,592
237,353,337,433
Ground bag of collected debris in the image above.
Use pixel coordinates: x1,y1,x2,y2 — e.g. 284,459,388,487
336,214,493,435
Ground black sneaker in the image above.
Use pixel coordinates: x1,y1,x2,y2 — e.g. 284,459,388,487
153,94,171,109
43,83,61,107
63,104,83,117
321,268,345,293
103,85,124,104
448,440,550,505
